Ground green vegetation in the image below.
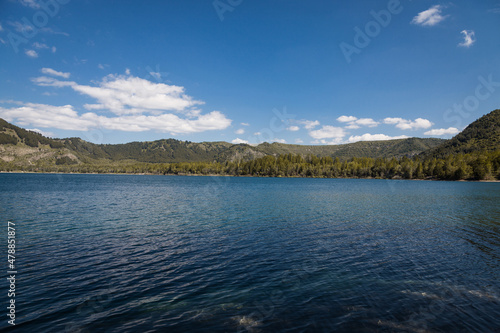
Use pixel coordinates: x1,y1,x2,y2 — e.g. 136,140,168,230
0,118,65,148
0,133,18,145
252,138,445,160
1,109,499,181
2,151,498,181
55,156,78,165
424,109,500,158
0,117,443,165
61,136,443,163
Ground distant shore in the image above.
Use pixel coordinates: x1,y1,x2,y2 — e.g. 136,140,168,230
1,170,499,182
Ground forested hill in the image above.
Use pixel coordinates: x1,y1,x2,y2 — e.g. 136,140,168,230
65,137,444,163
63,138,236,163
1,110,499,180
0,117,443,166
424,109,500,158
0,118,65,148
253,138,444,160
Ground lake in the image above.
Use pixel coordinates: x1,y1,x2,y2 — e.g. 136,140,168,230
0,174,499,332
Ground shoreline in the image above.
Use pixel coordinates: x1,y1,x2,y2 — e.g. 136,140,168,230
1,170,499,182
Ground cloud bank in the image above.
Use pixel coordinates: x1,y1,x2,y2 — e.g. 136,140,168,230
0,72,232,134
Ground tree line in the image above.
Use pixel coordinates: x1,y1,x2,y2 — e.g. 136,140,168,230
2,151,499,181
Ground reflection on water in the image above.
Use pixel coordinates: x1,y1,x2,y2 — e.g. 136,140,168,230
0,174,499,332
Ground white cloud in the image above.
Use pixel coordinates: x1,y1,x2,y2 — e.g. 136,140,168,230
51,46,56,53
337,115,357,123
185,109,201,117
272,138,286,144
32,74,204,115
28,128,55,138
411,5,447,26
232,138,249,144
347,133,409,143
338,115,379,128
458,30,476,48
25,49,38,58
33,42,49,49
297,119,320,130
98,111,231,133
98,64,106,70
41,68,70,79
125,68,131,75
383,117,432,130
9,73,232,135
0,23,3,31
355,118,379,127
0,101,231,134
286,125,300,132
235,128,245,135
1,103,94,131
383,117,405,125
295,138,304,144
253,132,261,136
32,76,74,87
424,127,460,136
19,0,40,9
240,122,250,126
309,125,346,140
0,38,6,45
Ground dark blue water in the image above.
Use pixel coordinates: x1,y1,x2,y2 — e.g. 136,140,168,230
0,174,499,332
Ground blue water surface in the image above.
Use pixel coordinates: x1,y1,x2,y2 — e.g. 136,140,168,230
0,174,499,332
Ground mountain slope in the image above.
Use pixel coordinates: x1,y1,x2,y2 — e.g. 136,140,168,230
64,137,234,163
0,118,64,148
60,134,444,163
236,138,444,161
0,117,445,167
0,118,80,168
423,109,500,158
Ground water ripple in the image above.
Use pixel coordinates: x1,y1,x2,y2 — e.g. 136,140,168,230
0,175,499,332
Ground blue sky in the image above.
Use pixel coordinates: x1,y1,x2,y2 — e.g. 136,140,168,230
0,0,499,145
